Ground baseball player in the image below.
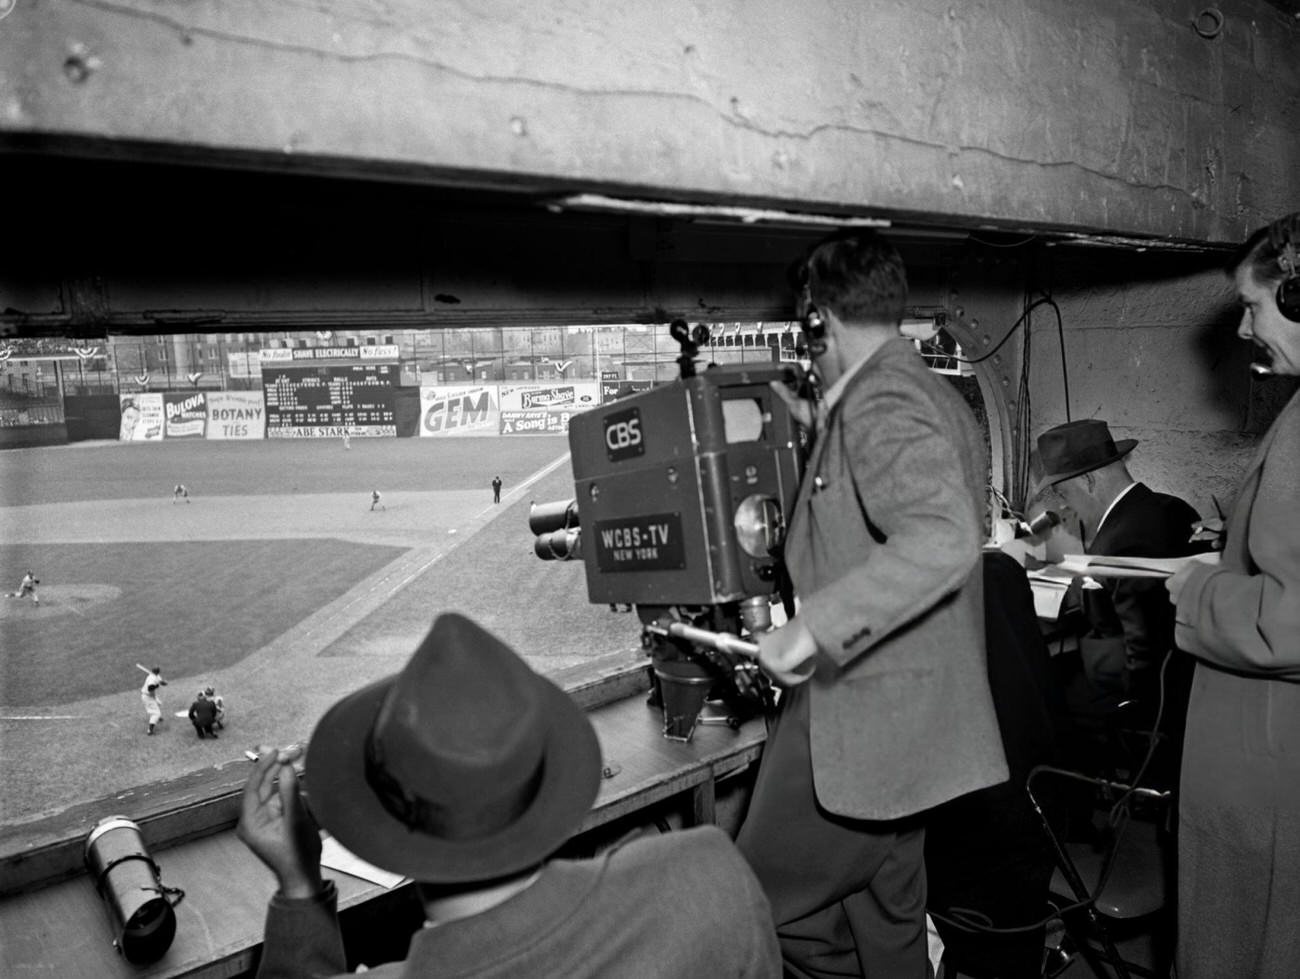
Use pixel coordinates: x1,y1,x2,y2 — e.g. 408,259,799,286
137,664,168,734
9,570,39,604
172,483,190,503
205,685,226,730
189,690,219,739
370,489,384,511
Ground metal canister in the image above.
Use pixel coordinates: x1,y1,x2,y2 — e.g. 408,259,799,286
84,815,179,963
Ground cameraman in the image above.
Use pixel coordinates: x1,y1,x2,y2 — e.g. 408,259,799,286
736,231,1007,978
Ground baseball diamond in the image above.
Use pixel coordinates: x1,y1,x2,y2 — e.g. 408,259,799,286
0,436,640,831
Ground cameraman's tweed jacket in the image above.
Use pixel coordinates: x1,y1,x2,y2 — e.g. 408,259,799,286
786,337,1008,818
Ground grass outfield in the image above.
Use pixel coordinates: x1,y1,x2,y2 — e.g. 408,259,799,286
321,463,643,670
0,436,641,829
0,436,571,504
0,540,407,705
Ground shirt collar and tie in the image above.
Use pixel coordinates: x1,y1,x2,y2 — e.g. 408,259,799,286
811,349,875,434
1095,481,1138,537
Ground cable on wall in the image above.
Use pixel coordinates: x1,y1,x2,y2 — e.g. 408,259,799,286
955,292,1072,508
1014,288,1034,508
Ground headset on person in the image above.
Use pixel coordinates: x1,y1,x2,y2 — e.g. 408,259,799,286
794,259,829,357
1269,212,1300,323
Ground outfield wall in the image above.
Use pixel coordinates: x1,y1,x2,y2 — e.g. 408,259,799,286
103,383,605,442
65,395,121,441
0,423,69,450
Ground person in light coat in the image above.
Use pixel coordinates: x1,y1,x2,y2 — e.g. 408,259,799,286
1166,212,1300,979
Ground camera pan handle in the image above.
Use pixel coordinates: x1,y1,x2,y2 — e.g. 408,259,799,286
649,621,760,659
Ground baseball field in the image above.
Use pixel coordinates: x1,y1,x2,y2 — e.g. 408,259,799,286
0,435,641,833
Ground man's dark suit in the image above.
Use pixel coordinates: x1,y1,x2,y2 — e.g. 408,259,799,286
925,551,1063,979
1060,482,1203,782
737,338,1007,978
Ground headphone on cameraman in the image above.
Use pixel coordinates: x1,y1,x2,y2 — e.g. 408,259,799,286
796,261,829,356
1268,213,1300,323
801,303,827,356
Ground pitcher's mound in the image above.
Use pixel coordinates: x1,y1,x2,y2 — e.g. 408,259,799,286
0,584,121,619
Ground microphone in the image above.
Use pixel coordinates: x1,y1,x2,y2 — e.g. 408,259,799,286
1250,347,1274,376
1016,509,1062,539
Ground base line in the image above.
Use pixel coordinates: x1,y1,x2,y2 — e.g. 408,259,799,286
0,715,85,721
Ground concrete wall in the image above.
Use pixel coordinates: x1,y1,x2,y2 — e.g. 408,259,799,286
3,0,1297,243
1023,249,1299,518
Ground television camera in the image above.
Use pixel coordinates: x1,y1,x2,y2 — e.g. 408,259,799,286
531,320,808,741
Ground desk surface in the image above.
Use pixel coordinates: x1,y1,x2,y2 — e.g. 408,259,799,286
0,695,766,979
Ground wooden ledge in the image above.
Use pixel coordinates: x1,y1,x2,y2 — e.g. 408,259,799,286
0,689,766,979
0,656,652,899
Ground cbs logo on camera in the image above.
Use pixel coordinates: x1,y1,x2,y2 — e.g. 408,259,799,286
603,408,644,461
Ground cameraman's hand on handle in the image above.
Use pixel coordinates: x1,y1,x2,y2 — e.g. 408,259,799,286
755,617,818,687
237,744,324,900
769,379,816,431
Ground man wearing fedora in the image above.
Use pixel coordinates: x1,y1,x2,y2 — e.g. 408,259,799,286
1035,419,1207,778
237,613,780,979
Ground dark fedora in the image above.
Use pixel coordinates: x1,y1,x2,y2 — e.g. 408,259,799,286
1035,419,1137,490
305,613,601,883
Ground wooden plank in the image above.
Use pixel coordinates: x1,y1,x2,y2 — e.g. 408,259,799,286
0,830,386,979
691,780,717,827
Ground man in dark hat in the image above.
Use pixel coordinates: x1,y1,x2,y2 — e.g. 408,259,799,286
237,612,780,979
188,689,219,739
1036,419,1207,780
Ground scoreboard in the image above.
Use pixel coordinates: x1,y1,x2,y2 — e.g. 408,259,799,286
261,347,398,437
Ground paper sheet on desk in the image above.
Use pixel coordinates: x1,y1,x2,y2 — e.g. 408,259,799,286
319,835,408,889
1058,552,1221,579
1025,567,1073,619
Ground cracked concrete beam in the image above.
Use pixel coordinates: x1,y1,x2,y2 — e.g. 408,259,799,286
0,0,1295,242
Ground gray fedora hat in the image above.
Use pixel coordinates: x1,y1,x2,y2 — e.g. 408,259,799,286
305,613,601,883
1035,419,1137,492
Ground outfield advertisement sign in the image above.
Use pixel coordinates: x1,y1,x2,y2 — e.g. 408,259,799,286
205,391,266,440
497,382,599,413
119,393,165,441
499,408,575,435
601,378,654,402
164,392,207,439
268,424,395,438
419,385,497,437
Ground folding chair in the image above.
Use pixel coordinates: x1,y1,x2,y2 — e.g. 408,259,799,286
1026,764,1173,979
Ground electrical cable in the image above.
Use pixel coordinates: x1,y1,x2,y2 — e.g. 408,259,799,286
989,485,1019,522
1016,290,1035,507
1104,648,1172,820
968,233,1041,249
951,290,1073,507
956,294,1070,424
1048,298,1072,423
930,650,1175,940
954,296,1055,365
928,897,1093,936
